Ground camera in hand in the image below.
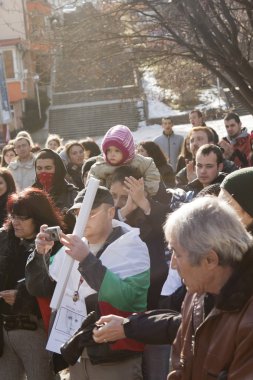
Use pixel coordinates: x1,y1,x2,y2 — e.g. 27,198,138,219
45,226,62,241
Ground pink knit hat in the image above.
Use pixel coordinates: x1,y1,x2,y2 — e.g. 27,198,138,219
102,125,135,165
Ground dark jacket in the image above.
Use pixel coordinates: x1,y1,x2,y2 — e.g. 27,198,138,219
0,228,40,318
222,158,238,174
66,163,84,191
33,149,78,214
153,181,173,204
169,247,253,380
25,241,62,299
116,198,169,309
26,226,149,365
184,172,227,200
176,156,188,174
158,163,175,188
0,193,9,228
176,160,236,188
33,149,78,231
124,309,181,345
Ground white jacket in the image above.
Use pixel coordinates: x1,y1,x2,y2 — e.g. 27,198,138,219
8,155,36,191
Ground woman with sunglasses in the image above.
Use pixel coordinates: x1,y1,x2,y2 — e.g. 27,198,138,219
0,187,65,380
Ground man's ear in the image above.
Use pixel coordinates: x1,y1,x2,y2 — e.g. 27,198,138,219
218,162,223,172
109,206,115,219
205,250,220,269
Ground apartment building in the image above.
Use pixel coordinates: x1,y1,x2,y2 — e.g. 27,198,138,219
0,0,51,134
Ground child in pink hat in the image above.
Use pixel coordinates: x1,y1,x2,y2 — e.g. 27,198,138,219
88,125,160,196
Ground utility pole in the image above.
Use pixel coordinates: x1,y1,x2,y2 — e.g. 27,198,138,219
34,73,41,119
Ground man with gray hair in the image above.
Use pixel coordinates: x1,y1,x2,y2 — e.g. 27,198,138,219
94,197,253,379
164,197,253,379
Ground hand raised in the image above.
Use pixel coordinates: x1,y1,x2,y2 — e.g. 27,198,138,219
35,224,55,255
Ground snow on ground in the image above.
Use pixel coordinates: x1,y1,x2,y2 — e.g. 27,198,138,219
198,87,226,111
130,70,253,144
41,69,251,147
97,70,251,145
141,70,228,119
95,114,253,146
133,114,253,143
147,100,182,119
96,115,253,145
142,70,185,118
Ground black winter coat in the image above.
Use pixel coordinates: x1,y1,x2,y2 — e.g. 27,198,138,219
0,228,40,317
116,199,170,309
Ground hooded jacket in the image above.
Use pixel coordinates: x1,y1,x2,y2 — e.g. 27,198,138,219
33,149,78,213
223,127,251,168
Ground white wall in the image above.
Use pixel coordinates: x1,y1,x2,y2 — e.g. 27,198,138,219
0,0,26,39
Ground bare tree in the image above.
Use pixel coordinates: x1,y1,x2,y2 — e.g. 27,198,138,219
52,4,138,93
48,1,253,112
90,0,253,113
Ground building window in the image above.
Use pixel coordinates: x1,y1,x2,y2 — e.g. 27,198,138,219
3,50,15,79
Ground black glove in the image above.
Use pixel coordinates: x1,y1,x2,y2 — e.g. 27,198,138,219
60,310,97,365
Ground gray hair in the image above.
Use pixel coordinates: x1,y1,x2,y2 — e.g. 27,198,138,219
164,197,253,266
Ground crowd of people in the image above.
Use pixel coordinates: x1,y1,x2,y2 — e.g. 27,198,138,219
0,110,253,380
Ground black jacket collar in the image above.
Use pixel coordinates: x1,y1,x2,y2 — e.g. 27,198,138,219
216,247,253,311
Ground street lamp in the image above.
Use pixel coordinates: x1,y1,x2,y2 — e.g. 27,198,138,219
33,73,41,119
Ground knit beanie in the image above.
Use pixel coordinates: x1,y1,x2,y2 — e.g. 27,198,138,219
101,125,135,165
220,167,253,217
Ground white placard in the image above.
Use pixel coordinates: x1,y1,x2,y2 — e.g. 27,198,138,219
46,292,87,354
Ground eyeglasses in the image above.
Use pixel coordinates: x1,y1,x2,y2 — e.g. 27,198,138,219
9,214,32,222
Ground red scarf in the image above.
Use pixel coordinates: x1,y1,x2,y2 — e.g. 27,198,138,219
37,172,54,192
